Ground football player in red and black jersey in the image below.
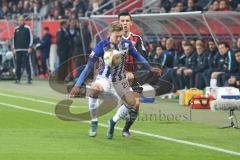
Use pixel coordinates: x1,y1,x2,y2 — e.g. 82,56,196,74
112,11,147,137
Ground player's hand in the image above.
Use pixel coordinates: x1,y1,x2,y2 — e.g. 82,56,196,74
176,68,182,75
236,80,240,86
12,49,16,56
183,69,193,76
27,48,32,54
69,86,80,98
211,72,223,79
126,72,134,80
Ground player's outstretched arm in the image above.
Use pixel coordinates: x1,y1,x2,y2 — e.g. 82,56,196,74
129,43,162,76
70,57,98,97
129,42,151,70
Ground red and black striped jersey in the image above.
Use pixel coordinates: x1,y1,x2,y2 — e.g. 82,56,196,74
123,32,146,72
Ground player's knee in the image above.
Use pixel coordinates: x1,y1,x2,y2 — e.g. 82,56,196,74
128,99,136,108
129,110,138,121
90,84,103,97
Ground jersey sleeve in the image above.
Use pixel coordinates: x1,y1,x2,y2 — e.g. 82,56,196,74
128,41,151,70
75,41,105,87
90,41,105,58
135,35,147,59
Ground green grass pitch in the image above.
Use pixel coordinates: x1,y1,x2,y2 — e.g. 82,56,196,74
0,80,240,160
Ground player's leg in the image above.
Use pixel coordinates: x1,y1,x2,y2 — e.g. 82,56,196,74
107,79,137,139
122,92,139,137
88,77,109,137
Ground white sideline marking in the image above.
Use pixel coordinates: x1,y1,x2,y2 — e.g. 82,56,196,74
0,93,240,156
0,93,84,108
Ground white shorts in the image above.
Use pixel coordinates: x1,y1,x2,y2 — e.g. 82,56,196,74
94,75,112,92
112,78,132,99
93,75,120,98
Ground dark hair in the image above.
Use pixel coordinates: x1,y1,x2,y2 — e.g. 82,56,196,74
184,41,193,47
60,20,67,26
234,49,240,55
156,43,164,49
43,27,49,31
208,39,215,43
218,41,229,48
118,11,132,20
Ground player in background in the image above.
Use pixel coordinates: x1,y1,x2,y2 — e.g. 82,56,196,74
70,21,154,139
111,11,147,137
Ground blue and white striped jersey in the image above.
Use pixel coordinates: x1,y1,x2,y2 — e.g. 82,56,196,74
75,38,150,86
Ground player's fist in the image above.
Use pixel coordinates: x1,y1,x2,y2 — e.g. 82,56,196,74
69,86,80,98
126,72,134,80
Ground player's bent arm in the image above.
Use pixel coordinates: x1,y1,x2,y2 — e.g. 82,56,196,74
75,57,98,87
70,57,98,97
129,48,151,70
129,44,162,76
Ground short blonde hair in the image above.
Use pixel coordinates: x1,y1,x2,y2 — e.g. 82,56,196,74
108,21,123,33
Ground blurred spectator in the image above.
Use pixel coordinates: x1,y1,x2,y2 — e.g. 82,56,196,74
73,21,92,67
208,4,214,11
146,43,156,62
1,4,10,19
67,18,79,80
202,40,218,87
160,38,175,68
56,20,71,82
39,0,50,18
193,39,209,89
99,0,113,13
176,42,197,89
161,37,167,49
0,0,239,20
152,44,165,64
229,0,240,10
227,49,240,88
218,0,230,11
71,0,88,17
180,39,188,53
234,37,240,51
212,1,220,11
160,0,176,13
161,40,185,91
175,2,186,12
185,0,203,12
36,27,52,78
210,42,236,87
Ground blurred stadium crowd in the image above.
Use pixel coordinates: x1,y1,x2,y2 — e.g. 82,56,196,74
146,38,240,90
0,0,127,19
0,0,239,19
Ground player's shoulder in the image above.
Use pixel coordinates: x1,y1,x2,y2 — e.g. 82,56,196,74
130,32,143,40
121,38,133,49
122,38,131,43
130,32,141,38
96,39,108,47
